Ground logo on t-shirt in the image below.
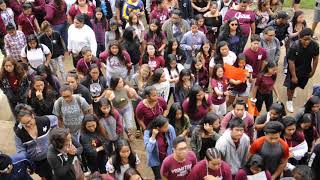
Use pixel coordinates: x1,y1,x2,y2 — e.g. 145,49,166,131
171,164,193,177
258,54,262,60
235,12,251,19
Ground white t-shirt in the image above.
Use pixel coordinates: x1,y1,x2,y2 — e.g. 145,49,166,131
164,63,184,87
20,44,50,68
209,51,237,68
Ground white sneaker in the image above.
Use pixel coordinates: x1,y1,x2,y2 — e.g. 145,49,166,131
286,101,294,113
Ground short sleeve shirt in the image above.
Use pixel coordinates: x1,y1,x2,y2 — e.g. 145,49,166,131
20,44,51,68
224,9,255,36
287,40,319,77
250,136,289,174
182,95,213,123
244,47,268,78
211,77,229,105
160,151,197,180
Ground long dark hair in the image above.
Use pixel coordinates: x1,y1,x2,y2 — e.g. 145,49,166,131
36,64,58,92
200,112,220,134
122,26,135,42
261,62,277,81
214,41,229,65
165,39,184,57
149,68,164,85
81,114,108,139
112,139,137,173
191,57,205,74
93,7,107,30
167,103,187,129
107,18,121,40
108,40,126,64
175,69,192,93
0,56,25,81
269,102,287,119
188,84,208,114
30,75,49,97
147,115,169,136
291,10,306,30
304,96,320,113
244,154,266,174
142,43,160,64
26,34,41,50
220,17,241,38
54,0,65,11
146,19,163,45
95,97,115,118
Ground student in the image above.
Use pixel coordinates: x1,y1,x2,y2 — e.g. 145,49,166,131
161,136,197,180
191,56,209,90
284,28,319,113
0,153,33,180
122,0,145,22
0,57,29,112
221,99,254,142
14,104,55,180
203,2,222,44
191,112,221,160
91,8,108,57
255,0,272,35
187,148,232,180
180,19,208,68
96,97,123,153
17,2,40,36
215,118,250,176
52,84,91,138
164,54,184,101
211,64,232,116
80,114,109,173
255,102,286,138
196,41,213,71
182,84,213,126
291,165,313,180
174,69,194,103
135,86,167,130
296,113,318,152
149,68,170,102
123,168,143,180
167,102,190,137
260,26,281,65
143,115,176,180
66,71,93,105
267,11,290,45
35,64,61,93
106,139,140,180
47,127,83,180
125,12,145,42
234,154,272,180
249,121,290,180
149,0,169,25
105,19,123,49
243,34,268,79
140,42,165,72
39,21,67,81
195,14,208,34
143,19,166,52
251,62,279,113
309,142,320,180
121,26,142,69
4,23,26,62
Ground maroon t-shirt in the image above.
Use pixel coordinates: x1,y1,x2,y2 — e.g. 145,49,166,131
150,8,169,25
135,97,167,127
161,151,197,180
211,77,229,105
7,74,19,92
244,47,267,78
76,58,102,76
187,160,232,180
224,9,255,36
283,131,305,148
18,13,37,36
182,95,213,123
157,132,168,162
255,74,276,94
139,56,165,72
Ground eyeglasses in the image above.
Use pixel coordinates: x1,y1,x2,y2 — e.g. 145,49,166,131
20,118,33,127
230,23,238,26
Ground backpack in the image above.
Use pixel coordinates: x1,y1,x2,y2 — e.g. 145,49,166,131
24,44,46,70
56,95,84,117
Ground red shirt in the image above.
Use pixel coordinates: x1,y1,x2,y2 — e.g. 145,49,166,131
139,56,165,72
255,74,276,94
135,97,167,127
68,3,95,21
150,8,169,25
7,74,19,92
157,132,168,162
18,13,37,36
211,77,229,105
161,151,197,180
187,160,232,180
244,47,267,78
182,95,213,123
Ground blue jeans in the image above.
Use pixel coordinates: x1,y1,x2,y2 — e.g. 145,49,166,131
52,22,68,46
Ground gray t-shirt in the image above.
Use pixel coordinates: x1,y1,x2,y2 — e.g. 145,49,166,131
53,95,89,134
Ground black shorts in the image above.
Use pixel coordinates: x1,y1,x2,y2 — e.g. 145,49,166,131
34,158,53,179
283,73,309,90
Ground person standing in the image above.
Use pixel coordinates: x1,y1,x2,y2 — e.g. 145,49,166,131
161,136,197,180
4,24,26,62
215,118,250,176
284,28,319,113
260,26,281,65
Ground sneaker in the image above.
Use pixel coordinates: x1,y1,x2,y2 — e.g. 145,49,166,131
286,101,294,113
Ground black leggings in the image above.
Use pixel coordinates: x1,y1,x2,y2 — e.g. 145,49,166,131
151,166,161,180
85,153,107,173
256,91,273,112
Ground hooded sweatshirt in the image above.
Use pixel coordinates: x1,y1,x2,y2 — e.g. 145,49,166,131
215,129,250,175
259,33,281,64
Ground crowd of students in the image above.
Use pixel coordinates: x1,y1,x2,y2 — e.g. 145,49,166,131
0,0,320,179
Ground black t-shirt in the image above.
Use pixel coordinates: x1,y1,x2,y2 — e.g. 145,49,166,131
74,84,93,104
287,40,319,77
309,144,320,179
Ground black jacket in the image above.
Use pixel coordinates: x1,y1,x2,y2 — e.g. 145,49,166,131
27,88,58,116
38,31,66,58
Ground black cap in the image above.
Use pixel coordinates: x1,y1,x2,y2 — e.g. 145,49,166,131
277,11,289,19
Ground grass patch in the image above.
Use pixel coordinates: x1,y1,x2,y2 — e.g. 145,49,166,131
283,0,314,9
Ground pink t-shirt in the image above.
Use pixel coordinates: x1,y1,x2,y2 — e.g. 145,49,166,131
211,77,229,105
244,47,267,78
224,9,255,36
187,160,232,180
161,151,197,180
150,8,169,25
182,95,213,123
135,97,167,127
